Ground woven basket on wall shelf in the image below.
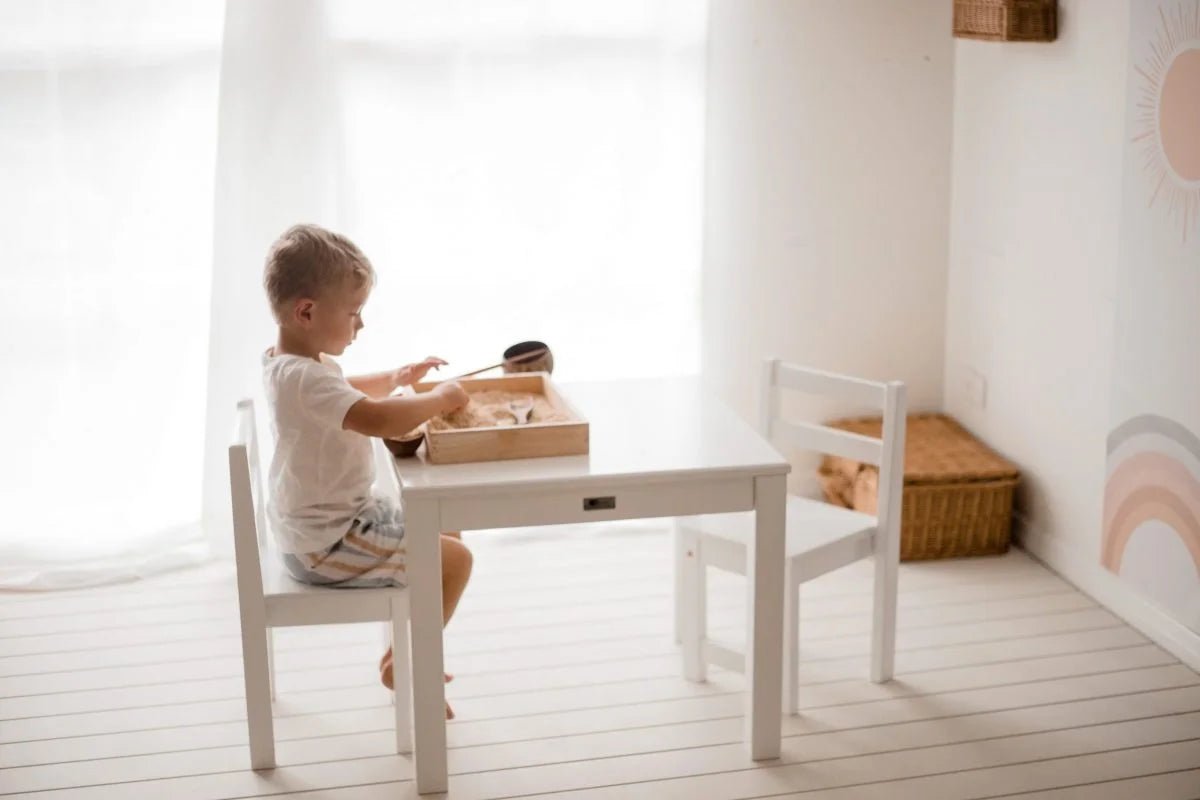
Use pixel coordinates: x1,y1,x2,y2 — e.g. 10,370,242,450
953,0,1057,42
818,413,1020,561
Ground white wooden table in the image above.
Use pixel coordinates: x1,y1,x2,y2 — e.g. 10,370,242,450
391,376,791,794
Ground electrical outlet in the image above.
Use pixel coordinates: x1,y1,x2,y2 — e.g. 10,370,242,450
963,367,988,410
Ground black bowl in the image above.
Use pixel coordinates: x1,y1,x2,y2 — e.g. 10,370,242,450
383,431,424,458
502,340,554,374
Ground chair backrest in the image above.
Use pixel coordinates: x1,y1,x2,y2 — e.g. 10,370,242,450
229,398,267,601
759,358,907,524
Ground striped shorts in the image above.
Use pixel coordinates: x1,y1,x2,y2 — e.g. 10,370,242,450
282,498,408,588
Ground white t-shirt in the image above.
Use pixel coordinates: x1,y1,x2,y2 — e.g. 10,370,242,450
261,350,373,554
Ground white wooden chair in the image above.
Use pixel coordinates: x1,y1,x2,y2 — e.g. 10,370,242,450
229,398,413,769
674,359,906,713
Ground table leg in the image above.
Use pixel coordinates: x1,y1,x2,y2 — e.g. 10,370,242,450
405,498,448,794
746,473,786,760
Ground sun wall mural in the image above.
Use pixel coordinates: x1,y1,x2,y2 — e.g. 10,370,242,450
1131,1,1200,241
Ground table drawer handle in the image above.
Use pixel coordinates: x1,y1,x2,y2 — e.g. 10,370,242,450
583,496,616,511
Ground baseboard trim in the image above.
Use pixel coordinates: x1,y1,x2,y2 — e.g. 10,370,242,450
1015,514,1200,673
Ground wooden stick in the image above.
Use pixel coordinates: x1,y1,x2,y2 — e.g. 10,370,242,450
449,348,549,380
450,362,503,380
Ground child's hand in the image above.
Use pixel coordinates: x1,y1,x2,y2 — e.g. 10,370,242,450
435,380,469,413
395,356,448,388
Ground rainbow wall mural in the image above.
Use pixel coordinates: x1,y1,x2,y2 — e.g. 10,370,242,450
1103,415,1200,577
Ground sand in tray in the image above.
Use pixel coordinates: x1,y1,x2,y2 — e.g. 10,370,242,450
426,390,571,432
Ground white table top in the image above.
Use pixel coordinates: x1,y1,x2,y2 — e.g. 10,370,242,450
392,376,790,498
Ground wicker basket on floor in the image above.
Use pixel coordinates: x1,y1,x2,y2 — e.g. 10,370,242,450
818,413,1020,561
953,0,1057,42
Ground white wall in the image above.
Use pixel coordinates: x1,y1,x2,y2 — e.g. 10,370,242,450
1105,2,1200,640
945,1,1199,668
702,0,954,459
945,0,1127,549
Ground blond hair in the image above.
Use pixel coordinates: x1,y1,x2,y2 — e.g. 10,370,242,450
263,224,376,322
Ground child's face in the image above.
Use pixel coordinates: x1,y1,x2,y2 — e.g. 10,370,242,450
308,282,370,356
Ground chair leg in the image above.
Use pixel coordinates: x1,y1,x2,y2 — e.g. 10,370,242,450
267,628,277,701
679,528,708,683
782,560,800,715
240,625,276,769
380,621,396,707
391,597,413,755
672,519,685,645
870,546,899,684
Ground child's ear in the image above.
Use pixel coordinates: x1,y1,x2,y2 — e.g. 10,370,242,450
295,299,316,325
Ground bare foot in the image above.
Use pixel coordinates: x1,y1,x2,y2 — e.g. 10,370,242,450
378,656,456,719
379,649,453,690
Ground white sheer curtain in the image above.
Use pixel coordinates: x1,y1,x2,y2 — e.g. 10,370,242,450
0,1,222,588
1,1,706,587
326,1,706,380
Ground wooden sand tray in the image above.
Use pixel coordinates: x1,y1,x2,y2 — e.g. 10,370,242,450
406,373,588,465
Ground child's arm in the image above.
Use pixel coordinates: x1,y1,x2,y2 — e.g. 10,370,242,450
348,357,448,399
344,380,468,439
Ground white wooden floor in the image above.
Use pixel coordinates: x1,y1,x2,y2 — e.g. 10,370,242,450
2,521,1199,800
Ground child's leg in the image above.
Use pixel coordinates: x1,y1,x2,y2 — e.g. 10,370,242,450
440,533,472,624
381,533,472,718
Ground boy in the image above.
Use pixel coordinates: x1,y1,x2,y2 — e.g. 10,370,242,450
261,223,471,717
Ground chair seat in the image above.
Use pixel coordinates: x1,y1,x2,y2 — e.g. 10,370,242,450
681,495,877,558
259,554,332,596
260,552,407,627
